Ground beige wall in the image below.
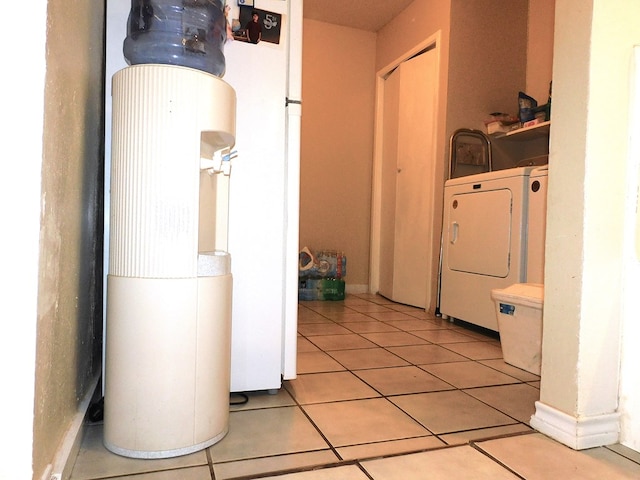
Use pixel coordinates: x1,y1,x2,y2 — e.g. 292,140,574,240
32,0,106,477
376,0,452,73
446,0,528,138
300,20,377,288
527,0,556,103
539,0,591,416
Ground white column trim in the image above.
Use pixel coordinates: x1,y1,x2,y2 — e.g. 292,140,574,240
530,401,620,450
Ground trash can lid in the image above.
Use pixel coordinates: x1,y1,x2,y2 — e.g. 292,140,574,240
491,283,543,307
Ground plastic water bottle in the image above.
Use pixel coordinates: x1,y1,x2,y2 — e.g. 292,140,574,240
123,0,227,77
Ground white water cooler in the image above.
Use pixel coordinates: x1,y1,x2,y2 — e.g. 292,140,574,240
105,64,236,458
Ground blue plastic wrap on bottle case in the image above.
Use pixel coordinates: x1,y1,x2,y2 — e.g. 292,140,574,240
124,0,227,77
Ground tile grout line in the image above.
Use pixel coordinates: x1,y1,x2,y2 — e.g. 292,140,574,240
470,440,528,480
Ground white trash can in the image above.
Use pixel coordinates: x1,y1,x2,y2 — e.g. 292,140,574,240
491,283,544,375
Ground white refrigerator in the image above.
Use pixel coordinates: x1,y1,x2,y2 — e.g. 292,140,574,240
104,0,301,393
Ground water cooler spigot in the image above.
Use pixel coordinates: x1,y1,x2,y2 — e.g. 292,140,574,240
221,149,237,176
200,148,237,176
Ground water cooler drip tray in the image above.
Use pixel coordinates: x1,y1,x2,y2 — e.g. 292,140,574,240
198,251,230,276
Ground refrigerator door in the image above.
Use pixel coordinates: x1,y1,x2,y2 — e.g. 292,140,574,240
283,2,303,380
223,0,301,392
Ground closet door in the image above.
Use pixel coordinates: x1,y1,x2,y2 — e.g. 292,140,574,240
379,48,438,308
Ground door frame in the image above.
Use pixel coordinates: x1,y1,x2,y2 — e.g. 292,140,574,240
369,31,443,304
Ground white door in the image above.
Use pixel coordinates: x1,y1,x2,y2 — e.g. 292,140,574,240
378,48,438,308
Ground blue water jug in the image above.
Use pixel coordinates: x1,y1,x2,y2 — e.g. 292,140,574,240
123,0,226,77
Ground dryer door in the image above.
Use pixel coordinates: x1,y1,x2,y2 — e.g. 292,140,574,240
446,189,512,277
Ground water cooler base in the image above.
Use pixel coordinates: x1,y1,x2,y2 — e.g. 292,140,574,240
104,275,232,458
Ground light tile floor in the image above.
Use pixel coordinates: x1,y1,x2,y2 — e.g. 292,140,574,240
70,293,640,479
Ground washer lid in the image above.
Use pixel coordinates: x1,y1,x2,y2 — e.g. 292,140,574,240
445,166,537,187
491,283,544,307
531,165,549,177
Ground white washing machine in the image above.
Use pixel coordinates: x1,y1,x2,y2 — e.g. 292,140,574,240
526,166,549,284
440,166,537,331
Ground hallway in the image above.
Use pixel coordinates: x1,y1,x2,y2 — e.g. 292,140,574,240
70,294,640,479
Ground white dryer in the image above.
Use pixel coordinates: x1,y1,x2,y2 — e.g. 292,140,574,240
440,166,537,331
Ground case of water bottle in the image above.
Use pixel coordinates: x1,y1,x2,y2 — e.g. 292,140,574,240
298,248,347,301
124,0,227,77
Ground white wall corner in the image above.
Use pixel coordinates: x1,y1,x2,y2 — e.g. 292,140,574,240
530,401,620,450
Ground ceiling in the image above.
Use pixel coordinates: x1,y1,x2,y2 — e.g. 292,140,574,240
303,0,416,32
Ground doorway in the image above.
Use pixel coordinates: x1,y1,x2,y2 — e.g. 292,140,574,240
371,34,441,309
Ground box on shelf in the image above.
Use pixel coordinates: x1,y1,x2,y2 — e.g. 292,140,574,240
483,113,520,135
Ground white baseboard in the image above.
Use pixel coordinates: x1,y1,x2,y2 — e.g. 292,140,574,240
345,284,369,294
46,372,101,480
530,400,620,450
